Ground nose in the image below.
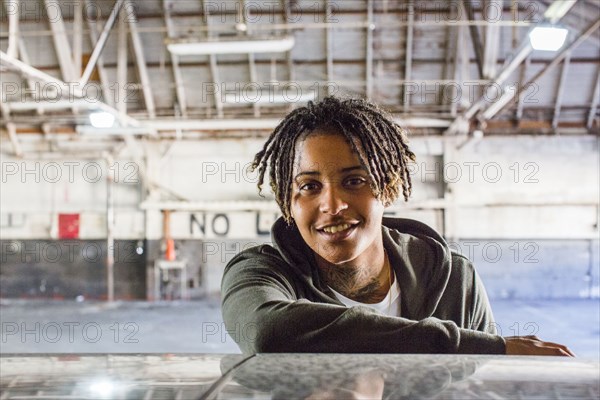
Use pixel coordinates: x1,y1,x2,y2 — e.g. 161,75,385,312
319,184,348,215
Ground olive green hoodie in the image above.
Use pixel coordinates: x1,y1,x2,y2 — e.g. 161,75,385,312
221,217,506,355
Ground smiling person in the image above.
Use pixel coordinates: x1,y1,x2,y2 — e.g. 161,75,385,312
221,96,573,357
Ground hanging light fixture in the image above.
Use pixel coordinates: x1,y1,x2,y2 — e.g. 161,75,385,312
89,111,116,128
166,36,295,56
529,26,569,51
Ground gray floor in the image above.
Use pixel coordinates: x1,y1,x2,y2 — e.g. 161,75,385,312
1,298,598,359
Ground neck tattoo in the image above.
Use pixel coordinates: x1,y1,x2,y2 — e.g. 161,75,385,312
322,250,392,304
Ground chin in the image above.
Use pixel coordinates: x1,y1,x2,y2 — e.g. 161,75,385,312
314,244,359,265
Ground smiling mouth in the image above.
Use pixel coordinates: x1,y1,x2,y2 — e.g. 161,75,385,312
317,222,359,235
321,223,352,233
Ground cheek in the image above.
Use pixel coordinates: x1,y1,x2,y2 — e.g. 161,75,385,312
362,200,385,225
290,198,312,224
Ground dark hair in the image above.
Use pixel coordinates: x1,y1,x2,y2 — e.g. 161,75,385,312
251,96,416,223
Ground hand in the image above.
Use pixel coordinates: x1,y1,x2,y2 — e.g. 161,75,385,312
505,335,575,357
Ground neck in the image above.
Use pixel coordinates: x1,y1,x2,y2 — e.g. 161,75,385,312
318,248,391,304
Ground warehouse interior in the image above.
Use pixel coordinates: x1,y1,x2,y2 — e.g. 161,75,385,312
1,0,599,364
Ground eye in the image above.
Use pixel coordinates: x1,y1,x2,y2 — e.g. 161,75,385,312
298,181,320,192
345,176,367,187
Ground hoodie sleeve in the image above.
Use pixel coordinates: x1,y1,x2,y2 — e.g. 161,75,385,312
470,268,499,335
221,246,506,355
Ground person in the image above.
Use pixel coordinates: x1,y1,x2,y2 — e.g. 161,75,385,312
221,96,574,357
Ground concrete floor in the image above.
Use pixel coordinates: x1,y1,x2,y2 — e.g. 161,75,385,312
1,298,598,359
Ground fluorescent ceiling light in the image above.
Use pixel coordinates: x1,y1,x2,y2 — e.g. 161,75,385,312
529,26,569,51
77,126,152,135
167,36,295,55
223,90,317,104
89,111,116,128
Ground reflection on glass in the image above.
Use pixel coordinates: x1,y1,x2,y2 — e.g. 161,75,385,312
220,354,479,400
89,379,116,398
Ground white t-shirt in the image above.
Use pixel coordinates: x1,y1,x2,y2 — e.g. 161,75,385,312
329,272,401,317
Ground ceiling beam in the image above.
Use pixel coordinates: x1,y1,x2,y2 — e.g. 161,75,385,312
482,0,502,79
1,50,83,97
282,0,296,112
162,0,188,117
5,0,19,58
325,0,334,96
0,51,140,127
85,1,115,107
117,5,128,116
141,117,451,131
462,0,484,79
445,1,580,134
243,0,260,117
126,0,156,119
586,65,600,130
72,0,83,76
44,0,77,82
365,0,374,100
515,54,530,120
448,24,461,118
552,51,571,130
403,0,414,113
200,0,224,118
79,0,125,86
17,39,44,115
493,17,600,123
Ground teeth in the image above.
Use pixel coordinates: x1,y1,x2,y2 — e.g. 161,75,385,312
322,223,351,234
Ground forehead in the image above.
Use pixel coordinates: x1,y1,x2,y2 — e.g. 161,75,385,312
293,133,362,172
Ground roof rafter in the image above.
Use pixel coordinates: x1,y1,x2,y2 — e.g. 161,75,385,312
402,0,414,113
201,0,224,118
163,0,188,117
126,0,156,119
243,0,261,117
44,0,77,82
84,0,115,107
79,0,125,87
117,4,128,116
366,0,373,100
445,1,580,134
325,0,334,96
586,65,600,130
552,51,571,130
494,17,600,124
0,50,140,127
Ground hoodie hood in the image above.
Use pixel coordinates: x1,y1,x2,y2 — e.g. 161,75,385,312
271,216,453,319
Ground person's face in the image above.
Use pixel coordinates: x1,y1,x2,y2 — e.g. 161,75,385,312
290,132,386,267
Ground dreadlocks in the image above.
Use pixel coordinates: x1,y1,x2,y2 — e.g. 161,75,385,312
251,96,416,224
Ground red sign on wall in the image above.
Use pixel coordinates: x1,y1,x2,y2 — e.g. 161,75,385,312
58,213,80,239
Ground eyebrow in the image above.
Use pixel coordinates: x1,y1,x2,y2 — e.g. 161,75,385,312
293,165,365,181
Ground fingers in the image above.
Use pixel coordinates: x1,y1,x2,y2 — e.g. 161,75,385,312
504,336,575,357
535,339,576,357
547,342,576,357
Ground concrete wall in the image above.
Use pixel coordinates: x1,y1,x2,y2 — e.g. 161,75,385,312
1,135,598,299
